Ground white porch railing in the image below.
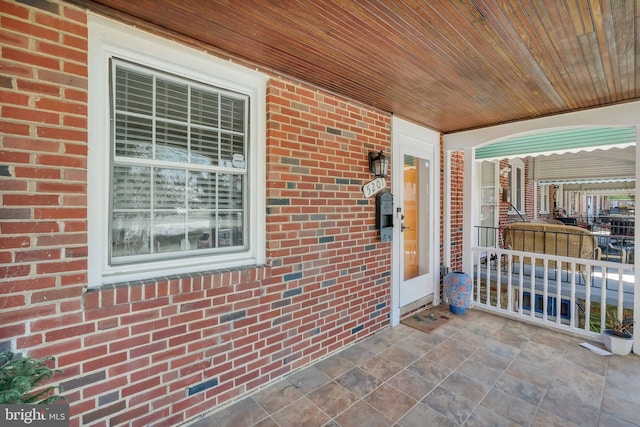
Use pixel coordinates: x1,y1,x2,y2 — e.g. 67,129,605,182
470,245,635,340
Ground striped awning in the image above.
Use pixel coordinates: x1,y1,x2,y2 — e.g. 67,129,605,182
475,127,636,160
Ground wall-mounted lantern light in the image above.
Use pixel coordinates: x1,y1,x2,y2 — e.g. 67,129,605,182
500,164,511,178
368,150,389,178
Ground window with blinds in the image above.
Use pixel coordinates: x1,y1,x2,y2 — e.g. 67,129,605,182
508,158,525,214
110,60,248,264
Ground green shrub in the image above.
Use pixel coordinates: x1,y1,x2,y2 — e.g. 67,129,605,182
0,351,66,404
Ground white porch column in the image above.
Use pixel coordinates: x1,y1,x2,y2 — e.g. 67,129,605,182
635,125,639,354
462,148,475,275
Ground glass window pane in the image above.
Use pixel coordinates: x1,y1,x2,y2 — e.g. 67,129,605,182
113,165,151,209
191,89,219,127
154,168,186,209
218,174,244,210
156,122,188,162
220,133,245,166
191,127,218,165
156,79,188,121
115,68,153,115
115,114,153,159
189,212,215,249
188,171,216,209
218,211,243,247
154,212,186,253
111,212,151,256
220,96,244,132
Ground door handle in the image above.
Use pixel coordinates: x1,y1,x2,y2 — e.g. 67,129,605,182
401,224,410,232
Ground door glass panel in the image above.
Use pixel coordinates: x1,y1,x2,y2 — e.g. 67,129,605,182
403,154,429,281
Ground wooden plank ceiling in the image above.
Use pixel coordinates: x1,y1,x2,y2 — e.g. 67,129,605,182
83,0,639,133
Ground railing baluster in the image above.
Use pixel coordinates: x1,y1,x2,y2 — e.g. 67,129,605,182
569,262,576,329
555,263,562,326
585,267,592,333
517,255,523,315
542,258,548,321
617,266,624,323
601,265,607,333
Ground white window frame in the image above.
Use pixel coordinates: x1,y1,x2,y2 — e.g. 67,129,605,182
88,15,267,287
508,158,525,214
539,184,550,214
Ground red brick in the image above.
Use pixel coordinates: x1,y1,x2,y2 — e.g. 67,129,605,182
36,181,86,194
63,115,86,128
16,334,43,349
14,165,62,178
37,68,87,89
83,351,127,372
130,362,168,383
0,277,56,294
32,314,85,337
36,259,86,274
130,342,167,360
31,285,83,303
0,0,30,18
3,47,60,70
58,345,108,366
35,97,86,114
63,88,87,103
34,207,86,220
1,221,59,234
16,79,61,96
0,252,13,263
84,303,131,321
0,323,25,340
81,379,128,405
0,150,31,164
45,323,95,342
0,304,58,326
63,62,87,77
36,40,86,63
28,339,82,361
59,272,87,286
15,248,61,263
0,89,30,106
108,357,150,378
0,179,28,192
35,13,87,37
122,377,160,398
62,5,87,24
3,194,59,206
37,233,85,246
129,386,166,409
152,325,187,341
63,247,86,258
152,346,186,364
0,235,30,249
108,335,149,353
1,16,59,40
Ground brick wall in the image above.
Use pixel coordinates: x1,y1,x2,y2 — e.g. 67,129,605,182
448,151,464,271
0,1,392,425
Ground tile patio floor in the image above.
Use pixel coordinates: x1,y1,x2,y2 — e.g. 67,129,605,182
189,307,640,427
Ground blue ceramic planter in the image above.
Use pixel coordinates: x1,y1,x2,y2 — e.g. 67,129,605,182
444,271,472,314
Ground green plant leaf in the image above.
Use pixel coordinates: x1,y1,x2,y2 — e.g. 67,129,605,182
0,351,66,404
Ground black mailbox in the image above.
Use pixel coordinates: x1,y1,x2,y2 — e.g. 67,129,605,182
375,191,393,242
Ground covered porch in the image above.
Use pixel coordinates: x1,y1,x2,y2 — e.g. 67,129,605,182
191,308,640,427
443,103,640,355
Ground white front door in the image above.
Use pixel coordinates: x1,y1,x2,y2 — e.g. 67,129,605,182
391,118,439,325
